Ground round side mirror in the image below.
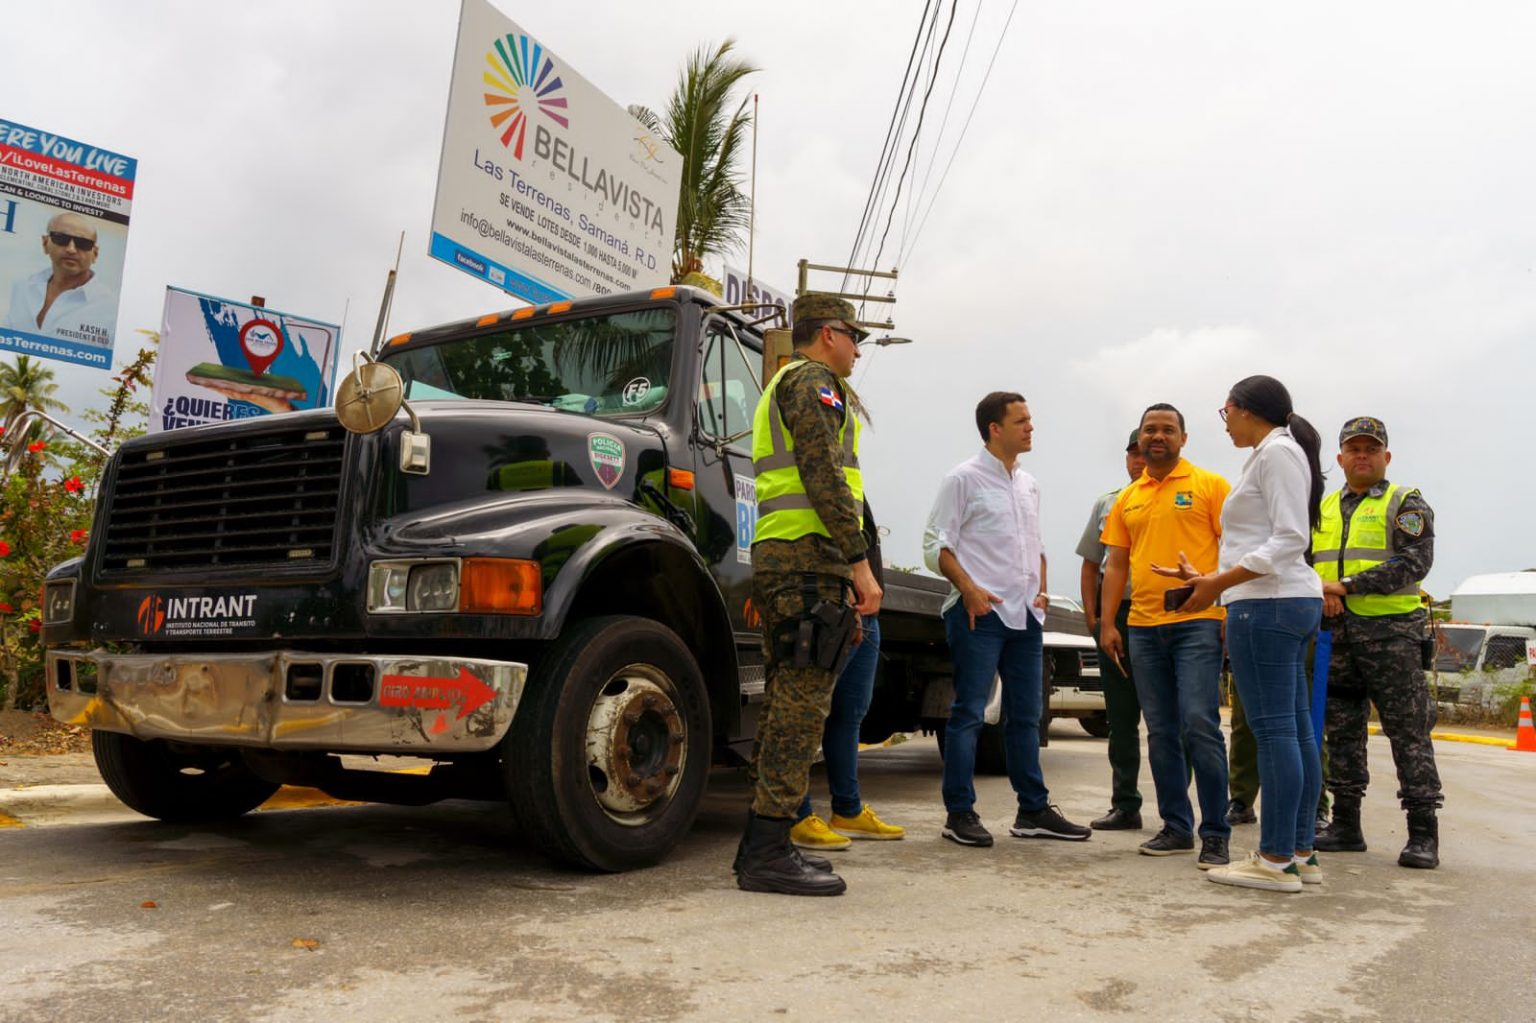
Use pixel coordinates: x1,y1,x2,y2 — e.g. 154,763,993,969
335,360,405,435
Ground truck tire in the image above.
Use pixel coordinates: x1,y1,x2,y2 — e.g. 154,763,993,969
934,719,1009,776
504,615,711,872
91,731,280,823
1079,712,1110,738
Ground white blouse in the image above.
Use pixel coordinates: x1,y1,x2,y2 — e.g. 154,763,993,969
1219,427,1324,603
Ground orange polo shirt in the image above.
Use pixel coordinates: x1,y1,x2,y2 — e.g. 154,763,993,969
1100,458,1230,626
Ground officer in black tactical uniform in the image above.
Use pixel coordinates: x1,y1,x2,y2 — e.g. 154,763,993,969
1311,416,1442,868
733,293,883,896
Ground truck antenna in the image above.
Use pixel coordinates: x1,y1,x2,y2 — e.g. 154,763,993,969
369,232,406,358
747,93,759,294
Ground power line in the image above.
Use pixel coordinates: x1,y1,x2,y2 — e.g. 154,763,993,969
854,5,943,284
900,0,1021,267
902,0,985,257
841,0,939,292
861,0,959,305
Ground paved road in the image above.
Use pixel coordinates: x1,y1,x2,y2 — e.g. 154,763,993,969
1,727,1531,1022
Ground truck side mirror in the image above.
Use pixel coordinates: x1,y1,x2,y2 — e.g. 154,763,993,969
335,352,431,474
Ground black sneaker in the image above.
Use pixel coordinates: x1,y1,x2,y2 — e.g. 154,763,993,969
1011,805,1091,841
1090,807,1144,831
1197,835,1230,870
1226,800,1257,826
941,810,994,847
1138,827,1196,856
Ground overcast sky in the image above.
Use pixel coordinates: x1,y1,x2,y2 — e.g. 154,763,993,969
9,0,1534,598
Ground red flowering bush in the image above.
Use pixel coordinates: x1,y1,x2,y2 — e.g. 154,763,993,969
1,342,156,709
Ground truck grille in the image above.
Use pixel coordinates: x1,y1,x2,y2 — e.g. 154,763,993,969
99,424,347,574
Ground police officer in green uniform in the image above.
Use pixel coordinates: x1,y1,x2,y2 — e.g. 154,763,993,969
734,293,883,896
1311,416,1443,868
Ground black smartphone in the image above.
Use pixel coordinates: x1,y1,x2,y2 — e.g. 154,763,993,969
1163,585,1195,611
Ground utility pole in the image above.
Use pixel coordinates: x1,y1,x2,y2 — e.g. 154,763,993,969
761,260,898,380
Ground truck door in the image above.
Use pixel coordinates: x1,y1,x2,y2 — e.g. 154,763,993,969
695,317,764,636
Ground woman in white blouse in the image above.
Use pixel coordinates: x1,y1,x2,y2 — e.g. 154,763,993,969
1155,375,1326,893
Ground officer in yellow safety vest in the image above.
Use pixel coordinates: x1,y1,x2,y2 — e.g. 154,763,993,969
733,293,882,897
1310,416,1443,868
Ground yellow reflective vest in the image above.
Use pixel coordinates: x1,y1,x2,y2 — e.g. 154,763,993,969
1311,484,1421,615
751,359,862,544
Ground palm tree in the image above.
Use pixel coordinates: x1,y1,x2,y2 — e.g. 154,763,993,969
0,355,66,435
629,39,759,284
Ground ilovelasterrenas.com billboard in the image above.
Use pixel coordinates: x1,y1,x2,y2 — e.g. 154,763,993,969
0,117,135,370
429,0,679,303
151,287,341,434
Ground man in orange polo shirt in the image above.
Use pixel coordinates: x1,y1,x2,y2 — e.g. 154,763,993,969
1099,403,1233,868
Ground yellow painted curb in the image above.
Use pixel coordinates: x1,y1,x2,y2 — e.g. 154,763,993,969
1366,724,1512,748
0,811,24,828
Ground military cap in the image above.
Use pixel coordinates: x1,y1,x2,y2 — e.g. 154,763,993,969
1339,415,1388,447
792,293,869,340
1127,429,1141,452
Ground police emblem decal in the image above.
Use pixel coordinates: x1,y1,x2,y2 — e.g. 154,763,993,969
1396,511,1425,536
588,433,626,490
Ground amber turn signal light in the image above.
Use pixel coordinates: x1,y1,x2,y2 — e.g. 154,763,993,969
459,558,542,615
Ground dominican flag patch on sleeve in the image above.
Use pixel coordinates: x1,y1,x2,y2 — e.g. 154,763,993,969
817,386,844,410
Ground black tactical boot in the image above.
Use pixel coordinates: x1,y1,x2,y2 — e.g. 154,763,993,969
1398,809,1439,869
732,811,832,873
1314,798,1367,852
735,813,846,896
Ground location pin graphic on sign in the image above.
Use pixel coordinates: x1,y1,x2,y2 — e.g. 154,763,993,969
239,318,285,376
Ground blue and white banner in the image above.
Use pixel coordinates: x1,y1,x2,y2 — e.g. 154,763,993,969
0,117,135,369
151,287,341,434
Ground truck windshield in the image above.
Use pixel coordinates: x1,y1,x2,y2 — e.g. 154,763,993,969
1435,626,1483,672
383,307,676,416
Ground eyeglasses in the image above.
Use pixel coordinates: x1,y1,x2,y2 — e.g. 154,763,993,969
1218,405,1234,422
48,232,97,252
829,325,865,347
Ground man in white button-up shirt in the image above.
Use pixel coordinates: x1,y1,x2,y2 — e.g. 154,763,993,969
923,392,1091,848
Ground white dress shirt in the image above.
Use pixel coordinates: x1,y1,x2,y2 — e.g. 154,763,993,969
1219,426,1324,602
923,448,1045,628
4,269,118,347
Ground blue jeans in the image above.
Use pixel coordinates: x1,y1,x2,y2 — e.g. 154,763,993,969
798,616,881,820
941,606,1049,814
1226,598,1324,858
1127,620,1230,840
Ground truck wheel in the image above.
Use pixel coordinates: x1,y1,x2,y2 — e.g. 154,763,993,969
91,731,280,823
934,720,1009,775
505,615,710,872
1080,713,1111,738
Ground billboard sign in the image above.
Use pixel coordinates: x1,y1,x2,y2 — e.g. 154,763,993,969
430,0,679,303
0,117,135,369
151,287,341,434
723,265,793,324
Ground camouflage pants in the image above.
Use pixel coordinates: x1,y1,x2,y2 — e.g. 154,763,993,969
750,570,853,818
1323,632,1443,811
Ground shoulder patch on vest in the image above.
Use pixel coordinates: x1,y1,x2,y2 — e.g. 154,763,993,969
1395,511,1424,537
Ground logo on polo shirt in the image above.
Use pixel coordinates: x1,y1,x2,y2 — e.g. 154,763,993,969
1174,491,1193,508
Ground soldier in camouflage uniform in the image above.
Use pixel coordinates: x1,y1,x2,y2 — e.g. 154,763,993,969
734,293,883,897
1311,416,1442,868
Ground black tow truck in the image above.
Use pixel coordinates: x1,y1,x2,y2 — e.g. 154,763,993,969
43,285,1097,871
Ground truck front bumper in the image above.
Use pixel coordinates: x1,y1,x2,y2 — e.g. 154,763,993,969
46,649,528,754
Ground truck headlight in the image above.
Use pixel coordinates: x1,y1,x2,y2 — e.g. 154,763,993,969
43,580,76,625
367,559,458,613
406,562,459,612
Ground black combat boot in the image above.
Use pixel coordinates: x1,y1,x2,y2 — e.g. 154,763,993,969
1314,798,1368,852
1398,808,1439,869
732,811,832,873
734,813,846,896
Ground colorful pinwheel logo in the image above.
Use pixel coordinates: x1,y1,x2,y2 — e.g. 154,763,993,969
483,34,570,160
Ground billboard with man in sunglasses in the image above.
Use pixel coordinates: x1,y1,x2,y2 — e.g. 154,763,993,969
0,117,134,369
